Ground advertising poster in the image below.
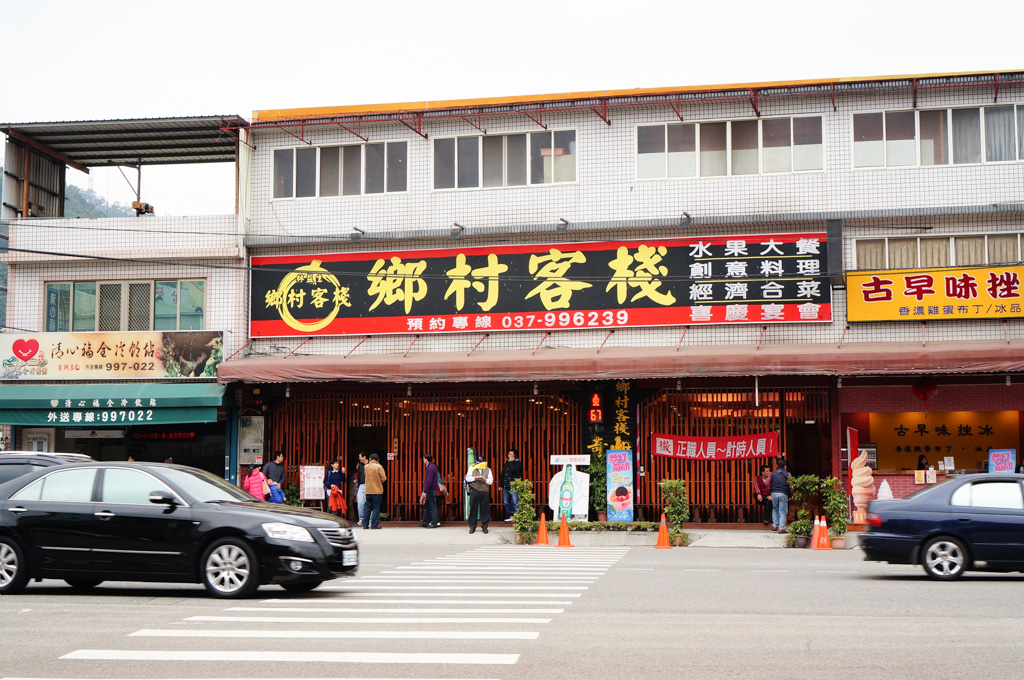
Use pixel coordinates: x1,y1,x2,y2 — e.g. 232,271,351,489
300,465,326,500
606,449,634,522
988,449,1016,474
1,331,223,380
548,464,589,521
250,233,830,338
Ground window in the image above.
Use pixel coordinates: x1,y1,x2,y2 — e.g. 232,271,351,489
45,283,70,332
854,233,1021,270
856,105,1024,169
637,117,821,179
434,131,576,190
12,468,97,502
101,468,176,504
45,279,205,332
967,481,1024,510
273,142,407,198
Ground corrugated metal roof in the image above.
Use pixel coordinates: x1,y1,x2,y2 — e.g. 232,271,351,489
1,115,248,167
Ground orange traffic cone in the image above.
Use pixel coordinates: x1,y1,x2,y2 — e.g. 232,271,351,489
556,512,573,548
809,515,820,547
535,511,550,546
654,513,672,549
814,516,833,551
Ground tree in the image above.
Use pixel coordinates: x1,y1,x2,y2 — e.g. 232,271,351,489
63,184,134,218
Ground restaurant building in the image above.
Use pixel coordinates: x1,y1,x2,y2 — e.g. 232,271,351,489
216,70,1024,523
0,117,248,475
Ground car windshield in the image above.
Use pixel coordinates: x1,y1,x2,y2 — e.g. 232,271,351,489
160,467,255,503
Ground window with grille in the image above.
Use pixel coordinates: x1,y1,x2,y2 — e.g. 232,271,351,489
853,234,1021,270
44,279,205,332
637,116,822,179
853,105,1024,168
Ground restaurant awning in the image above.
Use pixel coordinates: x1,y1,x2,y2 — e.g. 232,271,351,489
216,341,1024,385
0,382,225,426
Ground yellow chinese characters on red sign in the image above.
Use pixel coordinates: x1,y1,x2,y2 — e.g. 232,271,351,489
846,266,1024,322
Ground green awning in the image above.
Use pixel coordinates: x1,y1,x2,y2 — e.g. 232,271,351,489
0,382,224,410
0,382,224,426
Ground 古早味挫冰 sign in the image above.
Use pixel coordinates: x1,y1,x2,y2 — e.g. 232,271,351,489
250,234,831,337
846,266,1024,322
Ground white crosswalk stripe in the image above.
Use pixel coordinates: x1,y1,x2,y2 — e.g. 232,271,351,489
39,545,629,679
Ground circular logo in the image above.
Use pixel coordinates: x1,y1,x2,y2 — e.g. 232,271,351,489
268,260,345,333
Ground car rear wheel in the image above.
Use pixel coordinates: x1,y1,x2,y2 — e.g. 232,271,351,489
922,537,967,580
281,580,323,593
0,537,29,595
65,579,103,590
201,538,260,598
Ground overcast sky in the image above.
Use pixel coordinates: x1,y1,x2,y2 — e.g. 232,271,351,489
1,0,1020,215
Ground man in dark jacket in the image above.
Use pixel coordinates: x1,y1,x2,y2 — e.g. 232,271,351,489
419,453,441,528
769,457,792,533
264,451,286,491
499,448,523,521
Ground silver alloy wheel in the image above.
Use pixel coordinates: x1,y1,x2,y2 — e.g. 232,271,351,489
205,543,251,594
925,540,964,577
0,543,17,588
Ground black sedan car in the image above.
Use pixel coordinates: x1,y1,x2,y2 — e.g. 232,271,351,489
861,473,1024,580
0,451,92,485
0,463,357,598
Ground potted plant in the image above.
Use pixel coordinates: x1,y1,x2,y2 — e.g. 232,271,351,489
786,510,814,548
586,443,607,521
657,479,691,546
510,479,536,544
821,476,849,549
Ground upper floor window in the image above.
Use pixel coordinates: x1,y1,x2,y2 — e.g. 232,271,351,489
853,105,1024,168
433,130,576,190
45,279,205,332
854,233,1021,270
272,142,407,199
636,116,822,179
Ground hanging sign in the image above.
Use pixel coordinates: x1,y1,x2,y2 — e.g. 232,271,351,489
249,233,830,337
846,266,1024,322
651,431,779,460
606,449,634,522
0,331,224,380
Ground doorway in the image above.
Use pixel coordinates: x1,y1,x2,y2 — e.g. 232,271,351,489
347,425,389,521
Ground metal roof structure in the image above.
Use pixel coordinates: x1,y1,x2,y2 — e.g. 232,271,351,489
1,115,248,171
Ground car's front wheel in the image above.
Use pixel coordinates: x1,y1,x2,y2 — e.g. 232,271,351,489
0,537,29,595
922,536,968,580
281,580,323,593
201,538,260,598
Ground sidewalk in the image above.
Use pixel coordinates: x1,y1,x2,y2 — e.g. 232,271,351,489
350,523,861,549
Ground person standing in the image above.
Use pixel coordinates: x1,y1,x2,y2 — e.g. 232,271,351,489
752,464,773,528
362,453,387,530
499,448,523,522
244,464,269,501
464,451,493,534
419,453,441,528
354,452,368,522
770,458,792,533
323,459,347,518
264,451,286,493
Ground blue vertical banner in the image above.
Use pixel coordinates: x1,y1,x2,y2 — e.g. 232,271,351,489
46,287,60,332
606,449,634,522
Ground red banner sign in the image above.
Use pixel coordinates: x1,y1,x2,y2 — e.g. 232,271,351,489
651,431,779,460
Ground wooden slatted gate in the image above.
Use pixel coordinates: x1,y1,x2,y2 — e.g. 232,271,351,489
637,387,830,523
268,386,579,521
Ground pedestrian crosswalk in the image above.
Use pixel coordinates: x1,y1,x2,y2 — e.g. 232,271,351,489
9,545,629,679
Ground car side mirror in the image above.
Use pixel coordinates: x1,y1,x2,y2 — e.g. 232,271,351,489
149,490,179,508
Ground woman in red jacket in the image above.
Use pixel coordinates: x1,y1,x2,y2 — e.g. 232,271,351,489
244,464,269,501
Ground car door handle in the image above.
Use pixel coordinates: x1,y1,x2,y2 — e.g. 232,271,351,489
8,506,27,514
94,510,116,520
958,518,971,522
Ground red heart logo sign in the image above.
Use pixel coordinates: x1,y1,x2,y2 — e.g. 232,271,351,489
12,338,40,362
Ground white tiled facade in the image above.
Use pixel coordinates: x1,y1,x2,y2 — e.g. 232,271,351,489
246,77,1024,358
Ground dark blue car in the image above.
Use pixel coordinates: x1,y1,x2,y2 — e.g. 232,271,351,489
861,473,1024,580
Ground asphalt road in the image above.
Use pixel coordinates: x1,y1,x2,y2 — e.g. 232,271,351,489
2,544,1023,680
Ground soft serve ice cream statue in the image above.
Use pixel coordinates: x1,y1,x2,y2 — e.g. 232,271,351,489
850,449,875,523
